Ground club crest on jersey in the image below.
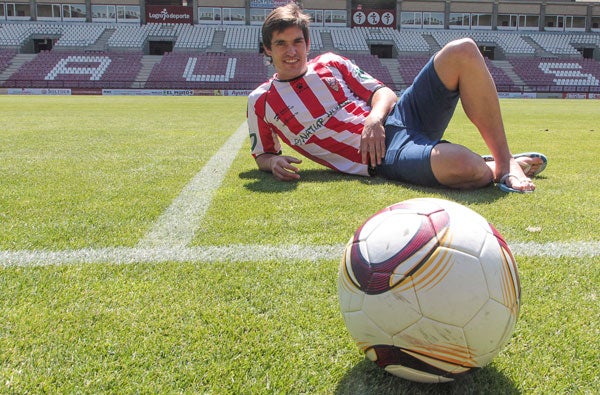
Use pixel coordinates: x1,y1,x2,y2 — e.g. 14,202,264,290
353,67,374,82
323,77,340,92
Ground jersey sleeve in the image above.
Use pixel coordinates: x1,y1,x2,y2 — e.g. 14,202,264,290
247,84,282,158
328,53,385,104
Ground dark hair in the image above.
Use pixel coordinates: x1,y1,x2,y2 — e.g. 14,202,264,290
261,3,311,51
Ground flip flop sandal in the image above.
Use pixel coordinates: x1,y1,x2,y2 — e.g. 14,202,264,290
482,152,548,178
497,173,534,194
513,152,547,177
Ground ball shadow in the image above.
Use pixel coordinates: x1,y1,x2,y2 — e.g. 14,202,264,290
334,358,519,395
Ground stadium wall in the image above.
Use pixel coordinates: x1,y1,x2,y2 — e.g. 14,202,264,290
1,0,599,30
1,1,599,95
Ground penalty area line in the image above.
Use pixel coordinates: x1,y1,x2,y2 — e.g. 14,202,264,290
0,242,598,268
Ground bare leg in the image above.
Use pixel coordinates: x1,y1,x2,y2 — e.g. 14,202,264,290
429,38,535,191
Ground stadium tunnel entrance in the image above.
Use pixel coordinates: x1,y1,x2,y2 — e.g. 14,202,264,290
370,44,396,59
148,40,174,55
577,47,598,60
479,45,496,60
33,38,54,53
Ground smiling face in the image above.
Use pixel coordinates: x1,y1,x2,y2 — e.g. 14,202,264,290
264,26,310,81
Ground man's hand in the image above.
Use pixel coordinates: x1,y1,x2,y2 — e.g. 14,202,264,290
256,154,302,181
359,87,396,168
360,116,387,168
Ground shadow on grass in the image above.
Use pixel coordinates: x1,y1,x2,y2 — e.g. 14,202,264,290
334,358,519,395
239,168,344,193
239,169,506,204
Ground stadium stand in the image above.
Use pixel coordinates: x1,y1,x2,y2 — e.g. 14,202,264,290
309,27,325,52
395,55,430,85
108,25,151,49
359,27,430,53
174,25,215,50
484,58,518,92
145,52,266,90
0,49,17,74
528,33,600,56
0,23,25,47
54,24,108,47
330,27,369,51
5,50,143,88
348,53,396,90
223,26,261,50
431,30,536,56
0,22,112,49
510,57,600,92
0,22,599,92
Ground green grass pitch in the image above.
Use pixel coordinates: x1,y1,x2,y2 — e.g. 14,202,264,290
0,95,598,393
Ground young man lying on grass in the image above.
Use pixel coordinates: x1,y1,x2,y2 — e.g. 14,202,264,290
247,4,547,193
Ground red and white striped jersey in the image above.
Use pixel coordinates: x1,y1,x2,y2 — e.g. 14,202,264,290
247,52,384,176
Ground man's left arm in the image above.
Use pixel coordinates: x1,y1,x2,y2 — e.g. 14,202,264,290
360,87,398,167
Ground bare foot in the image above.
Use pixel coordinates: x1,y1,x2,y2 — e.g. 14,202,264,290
515,155,545,178
484,153,547,180
505,157,536,192
501,173,535,193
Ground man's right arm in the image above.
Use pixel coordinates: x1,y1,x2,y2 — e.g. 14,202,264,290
255,153,302,181
248,85,302,181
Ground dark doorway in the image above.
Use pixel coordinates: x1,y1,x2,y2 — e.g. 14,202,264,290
479,45,495,60
370,44,393,59
33,38,54,53
577,47,594,59
149,41,174,55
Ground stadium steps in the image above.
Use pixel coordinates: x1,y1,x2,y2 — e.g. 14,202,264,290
207,30,226,53
380,58,405,89
492,59,528,90
319,31,335,52
88,28,116,52
521,36,554,58
0,53,35,83
422,34,442,53
137,55,162,86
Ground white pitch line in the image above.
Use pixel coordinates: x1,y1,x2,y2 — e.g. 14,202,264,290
136,122,248,249
1,242,598,268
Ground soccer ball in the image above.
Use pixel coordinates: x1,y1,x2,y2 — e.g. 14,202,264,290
338,198,520,383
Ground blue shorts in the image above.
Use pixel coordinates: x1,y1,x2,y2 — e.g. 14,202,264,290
377,56,460,186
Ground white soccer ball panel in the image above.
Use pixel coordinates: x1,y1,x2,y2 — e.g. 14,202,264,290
429,199,492,258
343,311,393,348
385,365,454,383
416,248,489,326
360,211,426,264
472,349,503,368
361,282,422,335
480,234,520,308
440,199,490,229
338,242,366,313
464,299,515,360
440,220,489,258
394,317,468,357
337,273,365,313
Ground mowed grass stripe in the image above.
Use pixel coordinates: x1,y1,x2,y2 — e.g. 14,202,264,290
1,241,598,267
136,122,248,249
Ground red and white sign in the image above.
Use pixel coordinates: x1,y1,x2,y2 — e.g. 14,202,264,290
146,6,192,24
352,9,395,28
